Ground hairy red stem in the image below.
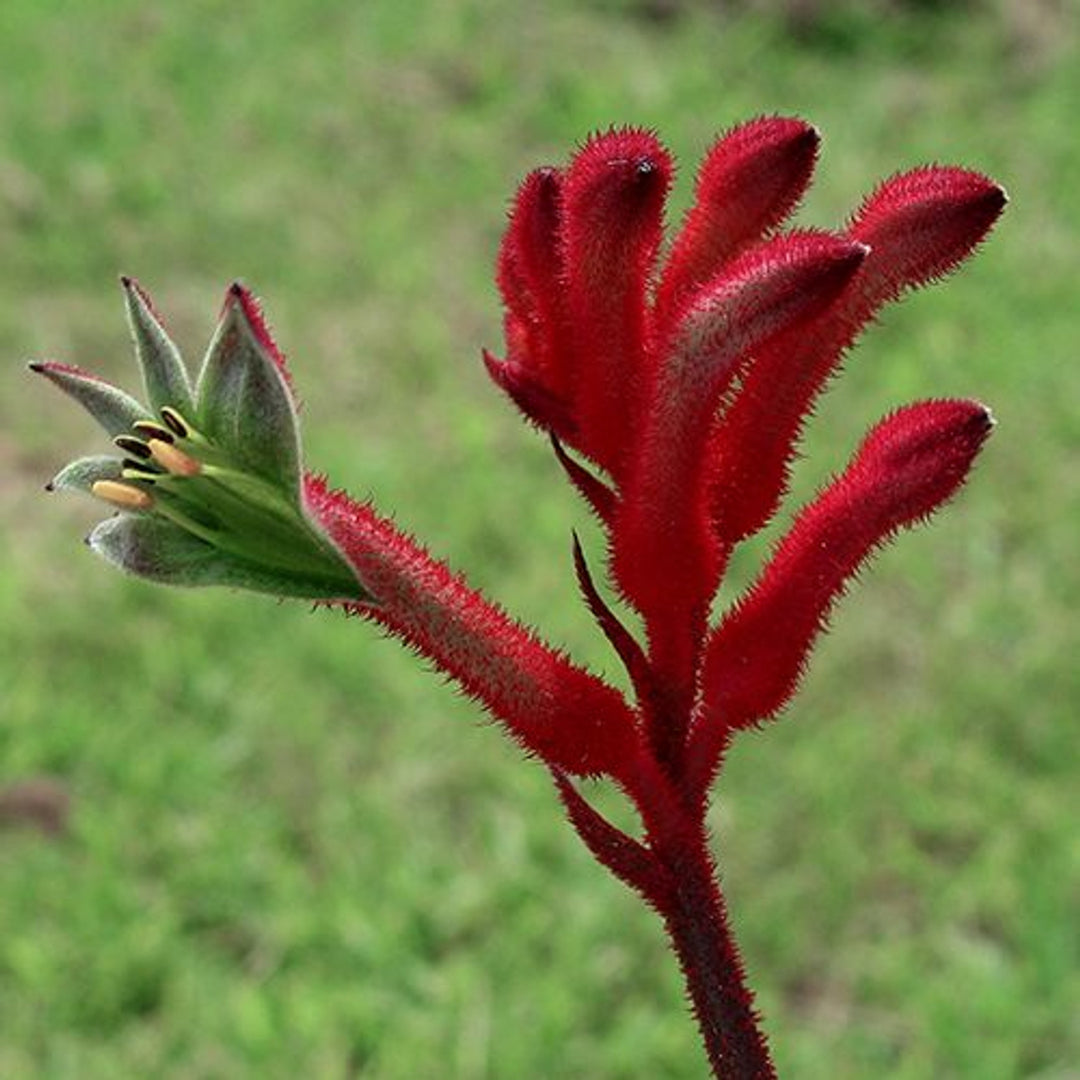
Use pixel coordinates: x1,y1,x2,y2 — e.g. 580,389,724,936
660,838,776,1079
624,754,776,1078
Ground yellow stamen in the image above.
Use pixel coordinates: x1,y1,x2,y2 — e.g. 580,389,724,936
148,438,202,477
92,480,154,510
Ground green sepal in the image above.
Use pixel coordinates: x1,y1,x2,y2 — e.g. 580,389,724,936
195,299,301,498
121,277,195,416
153,466,364,587
31,363,151,437
49,455,123,494
88,513,368,601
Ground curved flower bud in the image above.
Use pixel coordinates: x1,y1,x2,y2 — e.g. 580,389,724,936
304,475,643,779
32,280,370,603
689,399,993,799
612,232,868,723
494,166,574,409
655,115,820,328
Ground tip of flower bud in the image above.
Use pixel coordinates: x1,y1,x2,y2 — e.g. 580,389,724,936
974,402,995,429
750,115,821,159
849,166,1008,292
568,127,674,212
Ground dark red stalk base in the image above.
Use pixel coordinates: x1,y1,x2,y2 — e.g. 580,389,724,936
623,755,776,1079
659,832,776,1079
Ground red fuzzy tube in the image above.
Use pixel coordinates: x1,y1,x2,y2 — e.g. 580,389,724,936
612,232,867,712
494,167,575,409
303,475,642,780
705,167,1007,548
849,166,1009,293
655,116,820,329
561,128,673,478
690,399,993,793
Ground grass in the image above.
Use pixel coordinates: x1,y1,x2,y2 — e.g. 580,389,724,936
1,1,1077,1076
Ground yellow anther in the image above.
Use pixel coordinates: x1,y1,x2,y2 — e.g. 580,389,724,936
148,438,202,477
92,480,154,511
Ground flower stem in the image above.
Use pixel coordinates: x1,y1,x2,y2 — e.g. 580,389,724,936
652,819,777,1078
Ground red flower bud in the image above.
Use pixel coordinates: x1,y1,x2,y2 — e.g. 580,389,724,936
612,232,867,706
656,116,820,327
849,166,1009,297
494,167,574,410
561,127,673,477
691,399,993,795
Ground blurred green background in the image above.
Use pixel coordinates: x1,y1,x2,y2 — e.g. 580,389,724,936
1,1,1076,1076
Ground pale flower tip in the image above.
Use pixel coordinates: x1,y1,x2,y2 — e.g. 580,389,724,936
119,273,155,309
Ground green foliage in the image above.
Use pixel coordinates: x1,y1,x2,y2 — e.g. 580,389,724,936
1,0,1076,1075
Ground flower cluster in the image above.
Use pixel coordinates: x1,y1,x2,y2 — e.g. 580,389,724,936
33,117,1005,1077
486,119,1003,799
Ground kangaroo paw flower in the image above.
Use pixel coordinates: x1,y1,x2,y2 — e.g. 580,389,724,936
32,280,371,603
34,116,1006,1080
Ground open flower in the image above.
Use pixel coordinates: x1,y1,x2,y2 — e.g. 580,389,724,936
33,279,370,602
33,277,639,780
